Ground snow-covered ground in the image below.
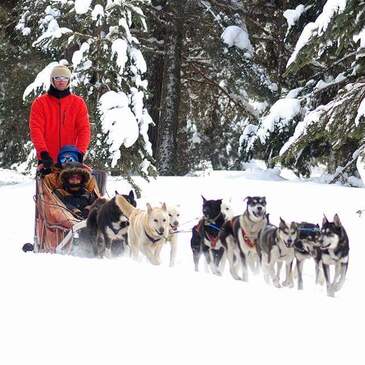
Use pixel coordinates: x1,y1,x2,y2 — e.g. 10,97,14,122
0,166,364,365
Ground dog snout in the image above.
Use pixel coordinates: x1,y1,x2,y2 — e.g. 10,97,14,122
173,220,179,227
158,227,165,235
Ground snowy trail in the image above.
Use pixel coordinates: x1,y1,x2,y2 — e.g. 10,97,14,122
0,173,364,365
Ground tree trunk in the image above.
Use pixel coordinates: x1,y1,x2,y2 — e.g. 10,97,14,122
156,1,185,175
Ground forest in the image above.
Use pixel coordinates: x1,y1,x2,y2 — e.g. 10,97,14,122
1,0,364,185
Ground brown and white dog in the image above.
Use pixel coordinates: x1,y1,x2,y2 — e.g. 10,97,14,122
115,195,170,265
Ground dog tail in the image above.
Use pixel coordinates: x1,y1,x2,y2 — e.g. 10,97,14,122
115,194,136,218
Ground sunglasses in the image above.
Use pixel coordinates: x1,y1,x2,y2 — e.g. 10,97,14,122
60,155,77,164
53,76,70,81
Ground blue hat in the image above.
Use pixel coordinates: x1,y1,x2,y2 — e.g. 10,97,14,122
57,145,82,165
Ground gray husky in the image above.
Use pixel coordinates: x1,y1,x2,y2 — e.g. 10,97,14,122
256,218,298,288
219,196,268,281
318,214,349,297
294,222,321,290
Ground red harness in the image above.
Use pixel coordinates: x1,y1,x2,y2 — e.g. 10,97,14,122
242,228,255,248
206,232,219,248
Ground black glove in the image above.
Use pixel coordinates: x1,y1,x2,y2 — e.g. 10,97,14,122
40,151,53,175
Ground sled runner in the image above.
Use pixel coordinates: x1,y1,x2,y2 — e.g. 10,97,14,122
32,167,107,255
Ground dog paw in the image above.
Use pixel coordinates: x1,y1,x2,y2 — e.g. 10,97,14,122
273,280,281,288
282,280,294,288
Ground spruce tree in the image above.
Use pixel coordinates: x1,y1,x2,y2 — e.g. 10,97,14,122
16,0,155,184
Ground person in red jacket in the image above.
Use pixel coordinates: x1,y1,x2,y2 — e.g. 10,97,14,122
29,64,91,174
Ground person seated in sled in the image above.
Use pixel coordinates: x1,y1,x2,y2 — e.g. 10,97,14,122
43,144,97,194
53,162,98,219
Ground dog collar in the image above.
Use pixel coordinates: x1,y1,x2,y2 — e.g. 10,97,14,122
144,230,162,244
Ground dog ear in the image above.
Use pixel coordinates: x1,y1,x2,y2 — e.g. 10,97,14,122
201,195,207,202
322,215,329,225
115,190,119,195
161,202,167,211
333,213,342,227
146,203,152,214
129,190,135,199
279,217,287,227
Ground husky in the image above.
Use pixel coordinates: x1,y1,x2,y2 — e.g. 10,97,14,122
86,190,137,258
165,204,181,267
191,196,225,275
113,195,170,265
219,196,268,281
257,218,298,288
294,222,321,290
318,214,349,297
221,198,234,220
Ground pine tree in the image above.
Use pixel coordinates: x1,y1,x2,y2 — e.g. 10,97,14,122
16,0,155,185
0,1,47,170
266,0,365,178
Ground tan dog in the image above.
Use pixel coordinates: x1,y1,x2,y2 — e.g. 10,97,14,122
115,195,169,265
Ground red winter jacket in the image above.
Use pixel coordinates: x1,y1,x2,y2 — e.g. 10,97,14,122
29,93,91,162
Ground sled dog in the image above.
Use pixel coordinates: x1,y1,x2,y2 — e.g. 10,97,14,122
221,198,234,220
191,196,225,275
257,218,298,288
318,214,349,297
86,190,137,257
294,222,321,290
219,196,268,281
165,204,181,267
114,195,170,265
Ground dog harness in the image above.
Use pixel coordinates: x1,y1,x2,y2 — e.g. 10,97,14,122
241,228,255,248
144,230,162,244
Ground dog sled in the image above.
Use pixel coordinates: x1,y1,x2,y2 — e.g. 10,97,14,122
32,167,107,255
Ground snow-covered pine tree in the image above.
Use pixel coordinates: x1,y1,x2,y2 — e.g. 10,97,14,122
0,1,48,170
16,0,155,184
173,0,278,172
267,0,365,179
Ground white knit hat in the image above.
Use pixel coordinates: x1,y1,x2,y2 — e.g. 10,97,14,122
50,65,71,87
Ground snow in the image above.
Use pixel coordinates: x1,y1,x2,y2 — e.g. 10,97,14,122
75,0,92,15
1,167,364,365
257,98,301,142
99,91,140,166
221,25,253,55
284,4,306,33
33,18,72,49
280,107,323,155
92,4,105,25
111,38,128,73
287,0,347,67
354,96,365,126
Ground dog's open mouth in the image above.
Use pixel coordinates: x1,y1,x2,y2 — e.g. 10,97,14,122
170,224,178,232
253,210,265,218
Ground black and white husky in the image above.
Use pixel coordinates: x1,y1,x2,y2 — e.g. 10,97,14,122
86,190,137,258
318,214,349,297
191,196,225,275
294,222,321,290
219,196,268,281
257,218,298,288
